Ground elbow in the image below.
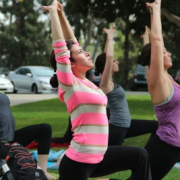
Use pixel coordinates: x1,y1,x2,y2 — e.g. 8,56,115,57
150,35,162,42
106,55,114,61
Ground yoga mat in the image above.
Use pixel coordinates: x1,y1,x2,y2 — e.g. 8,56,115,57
47,162,56,167
47,161,60,170
173,163,180,169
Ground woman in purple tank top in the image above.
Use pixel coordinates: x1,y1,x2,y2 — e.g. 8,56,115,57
137,0,180,180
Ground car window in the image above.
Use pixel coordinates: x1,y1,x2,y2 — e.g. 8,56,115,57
16,68,27,75
24,68,31,74
136,65,145,73
32,69,54,76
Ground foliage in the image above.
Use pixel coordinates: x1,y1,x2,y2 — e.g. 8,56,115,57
1,0,180,85
0,0,52,70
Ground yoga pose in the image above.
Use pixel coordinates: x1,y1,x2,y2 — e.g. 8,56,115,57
95,26,158,147
137,0,180,179
43,1,152,179
0,91,55,179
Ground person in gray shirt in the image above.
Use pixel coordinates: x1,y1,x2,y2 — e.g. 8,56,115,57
0,91,56,179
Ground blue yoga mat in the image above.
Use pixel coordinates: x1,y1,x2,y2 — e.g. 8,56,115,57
47,162,59,170
172,163,180,169
47,162,56,167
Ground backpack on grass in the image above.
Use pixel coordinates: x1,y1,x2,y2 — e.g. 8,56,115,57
0,142,47,180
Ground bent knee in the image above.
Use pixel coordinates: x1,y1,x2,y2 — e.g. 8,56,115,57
40,123,52,133
135,147,149,158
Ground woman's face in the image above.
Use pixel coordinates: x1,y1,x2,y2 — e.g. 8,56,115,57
163,48,172,69
71,44,94,70
112,59,119,73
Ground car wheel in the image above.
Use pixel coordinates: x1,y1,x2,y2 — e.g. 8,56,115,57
11,82,17,93
32,84,38,94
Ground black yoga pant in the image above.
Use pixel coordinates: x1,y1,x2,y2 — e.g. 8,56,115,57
13,123,52,154
59,146,152,180
108,119,158,147
145,134,180,180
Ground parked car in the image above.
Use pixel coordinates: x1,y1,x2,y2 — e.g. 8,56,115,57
130,64,147,91
8,66,55,93
0,74,14,93
89,68,101,87
175,69,180,85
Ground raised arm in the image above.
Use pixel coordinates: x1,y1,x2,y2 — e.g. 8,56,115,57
43,1,64,41
146,0,173,105
57,3,76,41
100,26,115,93
141,26,150,46
43,0,75,101
141,26,151,82
146,0,164,85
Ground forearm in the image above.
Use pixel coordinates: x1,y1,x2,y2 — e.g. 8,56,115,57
58,12,75,40
150,10,162,42
49,8,64,41
106,38,114,60
143,35,150,46
104,37,108,53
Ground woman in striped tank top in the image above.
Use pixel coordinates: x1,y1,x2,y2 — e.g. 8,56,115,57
43,1,152,180
137,0,180,179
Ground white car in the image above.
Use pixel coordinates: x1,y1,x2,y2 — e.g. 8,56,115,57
0,74,14,93
8,66,55,93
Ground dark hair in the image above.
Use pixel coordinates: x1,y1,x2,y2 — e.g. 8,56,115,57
50,41,76,88
95,53,106,76
137,43,151,67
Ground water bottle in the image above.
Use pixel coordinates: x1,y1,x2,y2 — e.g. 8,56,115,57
0,159,14,180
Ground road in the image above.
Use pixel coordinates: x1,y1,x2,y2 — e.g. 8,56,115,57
7,91,149,107
7,93,58,106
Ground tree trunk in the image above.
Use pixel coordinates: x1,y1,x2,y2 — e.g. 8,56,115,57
122,13,130,88
83,18,94,51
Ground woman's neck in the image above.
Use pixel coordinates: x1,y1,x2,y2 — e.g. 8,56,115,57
73,70,86,80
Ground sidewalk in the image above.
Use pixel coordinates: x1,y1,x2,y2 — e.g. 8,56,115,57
7,94,58,106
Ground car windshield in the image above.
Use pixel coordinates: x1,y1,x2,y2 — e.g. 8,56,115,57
32,69,54,77
136,65,145,73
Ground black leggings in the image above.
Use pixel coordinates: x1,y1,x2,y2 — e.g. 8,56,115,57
145,134,180,180
12,123,52,154
59,146,152,180
108,119,158,147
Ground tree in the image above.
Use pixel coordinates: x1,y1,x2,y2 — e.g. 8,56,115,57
0,0,52,70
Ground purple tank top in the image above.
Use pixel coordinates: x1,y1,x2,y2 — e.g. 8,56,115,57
154,82,180,147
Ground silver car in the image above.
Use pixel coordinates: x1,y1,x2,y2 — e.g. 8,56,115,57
0,74,14,93
8,66,55,93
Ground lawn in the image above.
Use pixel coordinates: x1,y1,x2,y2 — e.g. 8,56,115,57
11,94,180,180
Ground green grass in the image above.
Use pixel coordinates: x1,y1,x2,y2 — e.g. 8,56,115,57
11,95,180,180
